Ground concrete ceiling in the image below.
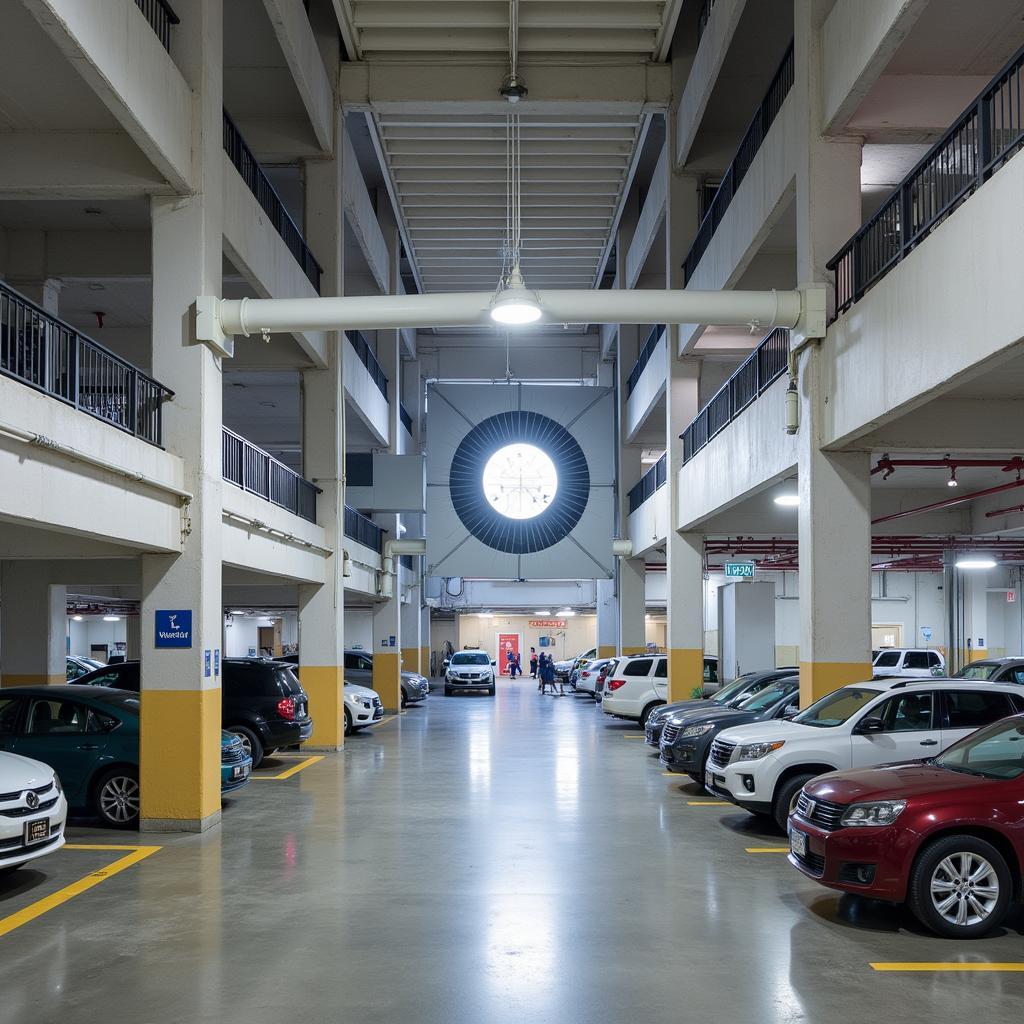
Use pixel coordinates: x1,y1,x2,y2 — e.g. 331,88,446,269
338,1,684,61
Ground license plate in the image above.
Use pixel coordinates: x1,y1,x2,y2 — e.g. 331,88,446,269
24,818,49,845
790,828,807,858
232,765,248,779
705,770,714,790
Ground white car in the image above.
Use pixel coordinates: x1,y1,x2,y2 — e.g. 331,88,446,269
344,681,384,735
444,650,497,696
0,751,68,874
602,653,719,726
705,678,1024,830
872,648,944,677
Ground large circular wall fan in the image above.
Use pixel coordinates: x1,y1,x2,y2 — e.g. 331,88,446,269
449,411,590,554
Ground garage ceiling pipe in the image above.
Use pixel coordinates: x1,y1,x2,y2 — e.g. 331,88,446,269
872,455,1024,477
871,478,1024,525
198,288,808,339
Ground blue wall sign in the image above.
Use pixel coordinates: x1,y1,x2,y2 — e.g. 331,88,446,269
214,649,221,677
155,609,193,649
204,649,212,678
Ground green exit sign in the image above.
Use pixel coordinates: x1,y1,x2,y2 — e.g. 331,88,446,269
724,561,755,579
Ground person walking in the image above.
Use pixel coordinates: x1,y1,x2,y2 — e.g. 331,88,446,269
537,652,546,692
512,652,522,679
529,647,538,678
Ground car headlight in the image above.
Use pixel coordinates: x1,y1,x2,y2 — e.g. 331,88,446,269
680,723,715,739
52,773,62,795
737,740,785,761
840,800,907,827
361,700,372,709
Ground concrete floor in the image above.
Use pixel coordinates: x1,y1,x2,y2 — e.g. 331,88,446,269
1,681,1023,1023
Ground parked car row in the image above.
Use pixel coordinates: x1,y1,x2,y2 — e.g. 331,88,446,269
613,648,1024,939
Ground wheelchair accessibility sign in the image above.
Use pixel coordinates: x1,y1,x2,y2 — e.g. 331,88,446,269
155,609,193,648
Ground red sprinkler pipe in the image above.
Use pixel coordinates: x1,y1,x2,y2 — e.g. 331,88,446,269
871,478,1024,525
986,503,1024,519
872,455,1024,477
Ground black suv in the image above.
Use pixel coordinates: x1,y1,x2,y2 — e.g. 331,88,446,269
73,658,313,767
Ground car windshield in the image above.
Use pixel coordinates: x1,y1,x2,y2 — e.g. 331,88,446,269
95,693,139,715
934,718,1024,780
953,663,1001,681
793,687,880,728
874,651,901,667
452,652,489,665
710,674,756,704
739,682,797,713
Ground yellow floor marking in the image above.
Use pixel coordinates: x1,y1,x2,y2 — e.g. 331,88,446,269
0,844,160,939
871,963,1024,973
253,754,324,780
623,735,646,740
686,800,732,806
746,847,789,854
369,712,406,729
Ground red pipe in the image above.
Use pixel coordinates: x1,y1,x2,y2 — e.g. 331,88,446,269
986,504,1024,519
871,478,1024,525
872,455,1024,477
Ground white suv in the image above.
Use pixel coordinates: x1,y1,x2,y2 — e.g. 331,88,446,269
872,648,944,677
603,654,720,726
705,679,1024,830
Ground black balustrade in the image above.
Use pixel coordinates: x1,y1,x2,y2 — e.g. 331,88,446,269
627,454,668,514
134,0,179,52
400,401,413,434
683,42,794,283
344,504,384,552
346,331,389,400
223,110,323,293
0,280,171,446
626,324,666,396
681,328,789,465
829,44,1024,320
222,427,319,522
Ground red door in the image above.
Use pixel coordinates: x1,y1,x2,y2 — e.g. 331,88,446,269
498,633,520,676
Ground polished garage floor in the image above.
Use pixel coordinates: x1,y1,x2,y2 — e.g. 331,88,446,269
1,683,1023,1024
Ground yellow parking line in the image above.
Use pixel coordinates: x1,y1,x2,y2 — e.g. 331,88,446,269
686,800,732,806
0,844,160,939
871,963,1024,972
746,847,789,854
623,735,645,740
370,712,406,729
253,754,324,780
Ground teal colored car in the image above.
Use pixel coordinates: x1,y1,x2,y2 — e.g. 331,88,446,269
0,686,251,828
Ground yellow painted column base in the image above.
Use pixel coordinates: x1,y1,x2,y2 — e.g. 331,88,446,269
668,648,705,702
420,646,430,677
300,665,345,749
373,652,402,712
597,645,616,660
401,647,419,675
1,673,66,687
621,646,647,656
140,688,221,832
800,661,874,705
967,648,988,663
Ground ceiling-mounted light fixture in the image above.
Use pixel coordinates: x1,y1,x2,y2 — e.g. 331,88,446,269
948,466,958,488
103,614,121,622
774,494,800,507
955,557,996,570
500,1,527,103
72,614,84,622
534,609,551,616
490,265,542,325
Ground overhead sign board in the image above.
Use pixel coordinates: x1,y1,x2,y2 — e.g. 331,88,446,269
724,562,755,579
155,609,193,649
530,619,566,628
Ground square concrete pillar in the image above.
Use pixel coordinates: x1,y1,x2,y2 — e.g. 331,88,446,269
596,577,617,659
0,563,66,685
139,0,224,834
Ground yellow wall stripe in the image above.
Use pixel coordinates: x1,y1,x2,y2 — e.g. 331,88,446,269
668,648,705,702
800,661,874,704
373,651,402,711
299,665,344,748
871,962,1024,972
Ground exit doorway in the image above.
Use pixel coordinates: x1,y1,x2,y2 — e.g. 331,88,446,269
871,623,903,650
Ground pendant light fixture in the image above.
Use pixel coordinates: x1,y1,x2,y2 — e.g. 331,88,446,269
490,3,542,326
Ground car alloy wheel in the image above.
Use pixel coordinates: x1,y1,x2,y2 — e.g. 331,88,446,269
930,852,1001,928
99,774,140,825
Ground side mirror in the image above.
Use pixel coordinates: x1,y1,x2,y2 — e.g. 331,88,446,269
491,660,497,667
781,704,799,720
856,716,885,734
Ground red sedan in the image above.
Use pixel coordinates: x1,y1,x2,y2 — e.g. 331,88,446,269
788,714,1024,938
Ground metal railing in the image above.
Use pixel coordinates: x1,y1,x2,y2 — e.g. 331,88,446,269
399,401,413,435
627,454,668,515
346,331,389,400
697,0,716,41
681,328,789,464
344,505,384,552
0,280,172,446
222,110,322,293
222,427,319,522
683,42,794,283
134,0,179,52
626,324,665,396
828,43,1024,321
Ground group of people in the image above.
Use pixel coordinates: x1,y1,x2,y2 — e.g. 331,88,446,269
503,645,565,694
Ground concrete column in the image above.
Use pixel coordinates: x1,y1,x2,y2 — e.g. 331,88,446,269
0,563,65,685
140,0,223,833
371,217,403,710
8,278,63,315
967,573,990,664
298,108,347,750
596,577,617,659
792,0,870,707
401,571,421,677
420,603,431,677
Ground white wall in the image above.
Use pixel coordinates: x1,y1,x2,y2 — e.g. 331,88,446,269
223,611,297,658
344,608,373,652
66,616,128,659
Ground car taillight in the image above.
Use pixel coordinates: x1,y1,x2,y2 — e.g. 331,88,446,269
276,697,296,720
607,678,626,691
